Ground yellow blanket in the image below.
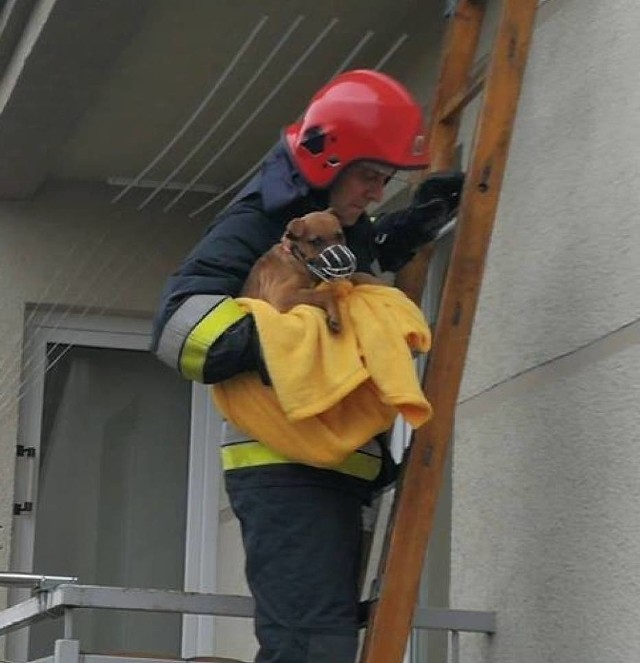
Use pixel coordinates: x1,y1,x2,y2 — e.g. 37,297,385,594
212,281,433,468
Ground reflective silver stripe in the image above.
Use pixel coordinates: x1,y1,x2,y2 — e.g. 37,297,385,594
156,294,227,369
359,439,382,457
221,420,251,445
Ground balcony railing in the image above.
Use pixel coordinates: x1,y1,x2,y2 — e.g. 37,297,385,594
0,573,495,663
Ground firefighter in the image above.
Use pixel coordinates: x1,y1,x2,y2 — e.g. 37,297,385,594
152,69,463,663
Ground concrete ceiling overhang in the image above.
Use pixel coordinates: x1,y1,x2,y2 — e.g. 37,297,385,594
0,0,441,212
0,0,153,198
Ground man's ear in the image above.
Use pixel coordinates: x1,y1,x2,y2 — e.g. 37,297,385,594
285,217,306,240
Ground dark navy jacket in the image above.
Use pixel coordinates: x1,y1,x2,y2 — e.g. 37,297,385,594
152,140,382,384
152,140,400,498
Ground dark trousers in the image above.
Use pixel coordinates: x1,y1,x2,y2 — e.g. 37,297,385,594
227,482,366,663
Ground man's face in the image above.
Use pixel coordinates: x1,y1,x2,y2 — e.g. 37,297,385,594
328,163,390,227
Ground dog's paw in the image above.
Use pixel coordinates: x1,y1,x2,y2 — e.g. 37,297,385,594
327,317,342,334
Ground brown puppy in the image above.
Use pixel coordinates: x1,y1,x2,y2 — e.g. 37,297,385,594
242,210,349,332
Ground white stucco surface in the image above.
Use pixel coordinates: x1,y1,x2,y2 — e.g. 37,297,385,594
453,330,640,662
461,0,640,399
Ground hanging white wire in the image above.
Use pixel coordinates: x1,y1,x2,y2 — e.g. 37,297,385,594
0,27,412,420
0,208,158,411
0,214,115,390
187,31,411,219
0,26,382,399
0,21,348,415
163,17,339,211
111,15,269,204
188,29,376,219
373,33,409,70
137,14,305,210
0,17,272,395
0,14,333,413
188,154,264,218
0,208,188,420
0,16,295,405
0,1,19,35
0,207,156,401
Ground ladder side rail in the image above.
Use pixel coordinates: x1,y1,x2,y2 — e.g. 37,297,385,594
376,0,486,626
369,0,487,631
395,0,486,305
375,0,487,641
365,0,487,649
428,1,489,170
362,2,538,662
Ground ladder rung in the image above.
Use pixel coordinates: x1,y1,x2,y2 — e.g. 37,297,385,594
438,55,489,123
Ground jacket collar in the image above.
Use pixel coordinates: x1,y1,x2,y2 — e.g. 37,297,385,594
227,136,328,215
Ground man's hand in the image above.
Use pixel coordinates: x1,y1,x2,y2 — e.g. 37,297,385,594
412,170,464,215
373,171,464,272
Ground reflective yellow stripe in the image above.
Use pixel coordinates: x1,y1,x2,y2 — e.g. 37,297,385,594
222,442,291,469
221,441,381,481
333,452,381,481
180,299,246,381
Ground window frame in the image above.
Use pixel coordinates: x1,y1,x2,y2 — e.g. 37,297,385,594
7,311,222,661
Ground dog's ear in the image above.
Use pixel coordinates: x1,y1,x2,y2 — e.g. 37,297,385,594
285,217,306,240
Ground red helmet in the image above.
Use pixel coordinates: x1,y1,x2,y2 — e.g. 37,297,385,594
284,70,429,189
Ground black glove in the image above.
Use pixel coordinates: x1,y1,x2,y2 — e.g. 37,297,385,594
373,171,464,272
201,313,271,385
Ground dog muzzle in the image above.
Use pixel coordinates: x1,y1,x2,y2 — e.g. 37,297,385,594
306,244,357,282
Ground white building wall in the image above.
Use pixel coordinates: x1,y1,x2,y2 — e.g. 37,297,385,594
445,0,640,661
0,181,208,592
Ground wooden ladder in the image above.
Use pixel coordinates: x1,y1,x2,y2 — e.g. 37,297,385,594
361,1,539,662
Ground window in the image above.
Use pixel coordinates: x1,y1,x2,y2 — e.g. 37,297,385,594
8,312,228,660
